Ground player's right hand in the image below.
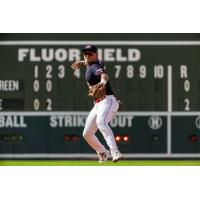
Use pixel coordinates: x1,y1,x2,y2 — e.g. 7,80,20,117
71,60,86,70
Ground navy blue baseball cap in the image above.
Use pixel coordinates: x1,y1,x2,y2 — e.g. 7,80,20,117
81,45,98,53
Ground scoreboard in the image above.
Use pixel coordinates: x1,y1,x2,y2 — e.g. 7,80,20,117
1,34,200,159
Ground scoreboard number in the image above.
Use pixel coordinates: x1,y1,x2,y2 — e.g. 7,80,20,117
139,65,147,79
73,69,81,78
184,98,190,111
127,65,134,78
46,65,53,78
34,65,39,78
58,65,65,78
33,98,40,111
33,80,40,92
114,65,121,78
154,65,164,79
46,98,52,111
46,80,52,92
184,80,190,92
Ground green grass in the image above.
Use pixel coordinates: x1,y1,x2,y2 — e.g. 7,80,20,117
1,160,200,166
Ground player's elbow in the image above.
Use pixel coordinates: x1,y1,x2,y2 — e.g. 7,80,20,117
82,131,88,139
83,130,92,140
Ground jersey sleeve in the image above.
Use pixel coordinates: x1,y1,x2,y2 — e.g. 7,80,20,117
92,63,105,76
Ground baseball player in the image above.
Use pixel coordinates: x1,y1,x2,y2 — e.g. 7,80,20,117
71,45,122,162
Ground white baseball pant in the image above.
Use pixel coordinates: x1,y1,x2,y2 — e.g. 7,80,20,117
83,95,119,154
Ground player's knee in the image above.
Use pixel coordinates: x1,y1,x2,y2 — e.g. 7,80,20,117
96,119,106,132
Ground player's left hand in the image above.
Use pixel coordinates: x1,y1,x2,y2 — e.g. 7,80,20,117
88,84,106,100
96,82,106,87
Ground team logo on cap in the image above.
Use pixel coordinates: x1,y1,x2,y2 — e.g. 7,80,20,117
86,45,91,48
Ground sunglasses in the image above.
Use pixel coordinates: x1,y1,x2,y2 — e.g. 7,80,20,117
83,52,94,56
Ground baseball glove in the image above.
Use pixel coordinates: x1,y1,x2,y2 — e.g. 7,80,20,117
88,84,106,99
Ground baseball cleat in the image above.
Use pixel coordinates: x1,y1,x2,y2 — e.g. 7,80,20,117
98,150,110,163
111,151,123,162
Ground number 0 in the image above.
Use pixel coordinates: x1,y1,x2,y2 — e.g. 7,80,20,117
33,99,40,110
46,80,52,92
33,80,40,92
184,80,190,92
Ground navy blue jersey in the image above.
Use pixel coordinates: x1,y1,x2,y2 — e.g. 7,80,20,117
85,60,114,95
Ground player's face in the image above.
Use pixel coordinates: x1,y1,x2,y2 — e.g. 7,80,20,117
83,51,98,64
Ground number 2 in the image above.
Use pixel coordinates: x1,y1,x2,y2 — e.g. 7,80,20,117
184,98,190,111
46,65,53,78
